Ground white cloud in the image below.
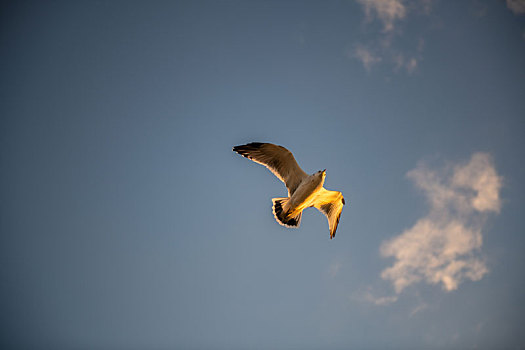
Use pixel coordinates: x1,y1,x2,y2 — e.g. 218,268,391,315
352,46,382,71
380,153,502,293
452,153,502,212
356,0,406,32
506,0,525,14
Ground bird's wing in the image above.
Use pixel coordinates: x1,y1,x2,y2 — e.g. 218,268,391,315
233,142,308,195
312,188,345,239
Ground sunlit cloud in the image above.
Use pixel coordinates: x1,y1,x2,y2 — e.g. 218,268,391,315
356,0,407,32
352,45,382,71
354,288,398,306
366,293,398,306
380,153,502,293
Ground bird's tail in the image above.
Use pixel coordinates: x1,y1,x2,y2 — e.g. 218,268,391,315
272,197,302,228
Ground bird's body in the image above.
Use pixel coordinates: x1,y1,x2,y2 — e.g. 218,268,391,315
286,171,325,217
233,142,345,239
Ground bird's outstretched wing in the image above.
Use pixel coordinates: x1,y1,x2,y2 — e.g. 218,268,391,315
312,188,345,239
233,142,308,196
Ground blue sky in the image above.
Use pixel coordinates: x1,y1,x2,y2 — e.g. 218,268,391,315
1,1,524,349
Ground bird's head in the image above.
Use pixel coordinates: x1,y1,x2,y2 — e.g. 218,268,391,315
317,169,326,178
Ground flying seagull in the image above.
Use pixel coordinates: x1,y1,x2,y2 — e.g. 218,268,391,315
233,142,345,239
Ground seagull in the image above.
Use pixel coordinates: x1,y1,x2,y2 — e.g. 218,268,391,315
233,142,345,239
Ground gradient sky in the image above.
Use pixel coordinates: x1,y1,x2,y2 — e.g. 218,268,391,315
1,1,525,349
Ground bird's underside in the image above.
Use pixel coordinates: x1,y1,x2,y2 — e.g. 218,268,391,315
233,142,345,239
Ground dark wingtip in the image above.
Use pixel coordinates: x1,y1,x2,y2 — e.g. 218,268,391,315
233,142,266,157
248,142,264,148
232,145,245,156
233,142,264,149
342,197,345,205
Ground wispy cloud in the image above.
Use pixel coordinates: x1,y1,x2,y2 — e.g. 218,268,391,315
355,288,398,306
393,53,419,74
353,0,433,74
356,0,407,32
506,0,525,14
409,302,428,317
380,153,502,293
352,45,382,71
506,0,525,40
405,57,418,74
328,261,342,278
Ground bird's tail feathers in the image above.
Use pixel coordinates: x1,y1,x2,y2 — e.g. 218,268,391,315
272,197,302,228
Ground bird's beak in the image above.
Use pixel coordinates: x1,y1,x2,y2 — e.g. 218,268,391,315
323,169,326,173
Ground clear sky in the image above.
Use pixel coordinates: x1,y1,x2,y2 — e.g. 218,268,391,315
1,1,524,349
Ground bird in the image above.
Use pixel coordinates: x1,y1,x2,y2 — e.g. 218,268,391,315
233,142,345,239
